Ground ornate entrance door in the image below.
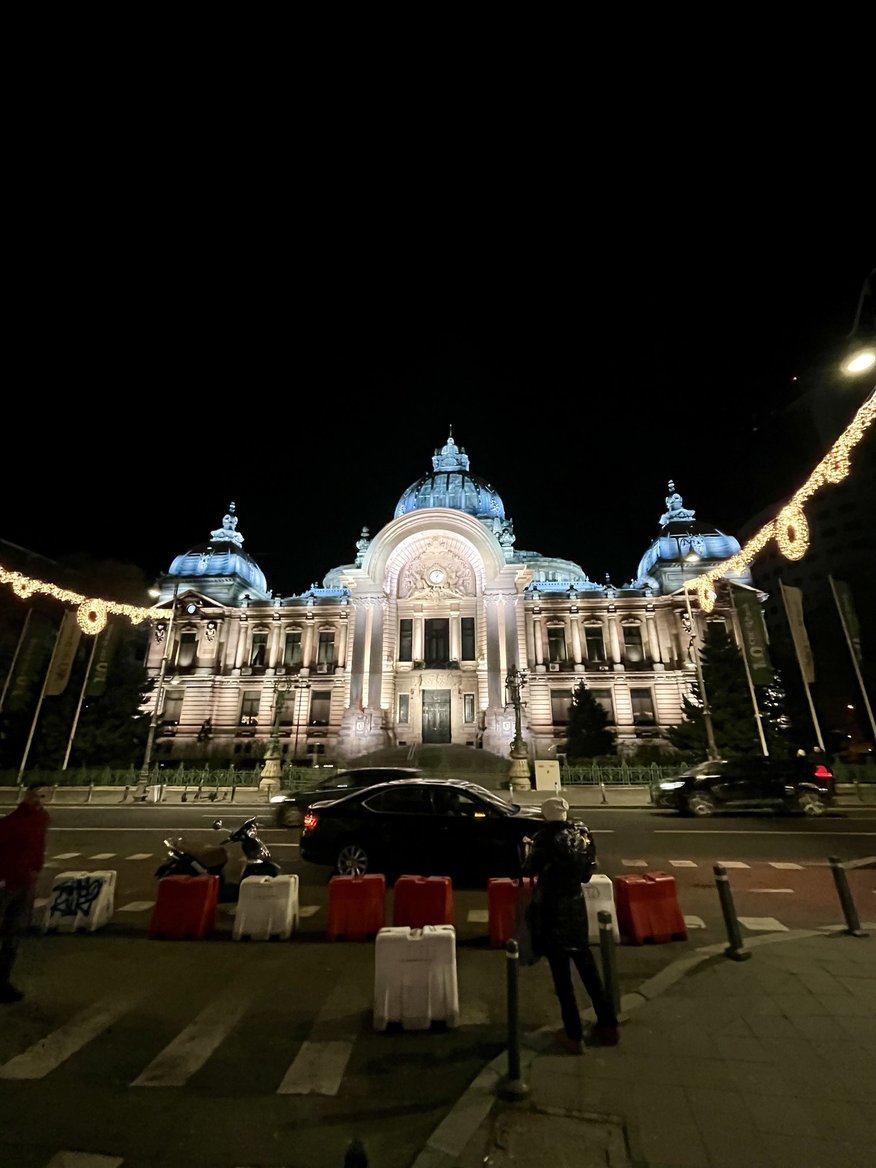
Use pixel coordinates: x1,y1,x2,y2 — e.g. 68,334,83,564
422,690,451,743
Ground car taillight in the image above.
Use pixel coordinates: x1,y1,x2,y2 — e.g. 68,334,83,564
303,811,319,831
814,765,833,780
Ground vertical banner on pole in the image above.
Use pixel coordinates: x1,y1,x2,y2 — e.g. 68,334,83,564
780,582,815,684
829,577,863,665
85,620,119,697
732,587,773,684
45,610,82,697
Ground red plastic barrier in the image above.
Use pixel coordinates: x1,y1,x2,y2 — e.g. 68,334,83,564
613,872,686,945
487,877,535,947
327,873,386,940
392,875,454,928
148,875,219,940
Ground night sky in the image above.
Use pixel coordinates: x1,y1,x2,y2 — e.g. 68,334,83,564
5,234,873,601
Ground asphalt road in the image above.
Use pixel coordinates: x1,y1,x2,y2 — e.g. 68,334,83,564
2,803,874,1168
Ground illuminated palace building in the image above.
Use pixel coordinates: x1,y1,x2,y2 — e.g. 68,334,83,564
145,434,755,768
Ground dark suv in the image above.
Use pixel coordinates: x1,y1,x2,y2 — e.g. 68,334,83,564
653,757,835,817
271,767,422,827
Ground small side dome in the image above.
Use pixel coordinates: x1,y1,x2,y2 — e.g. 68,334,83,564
394,430,506,521
168,502,268,596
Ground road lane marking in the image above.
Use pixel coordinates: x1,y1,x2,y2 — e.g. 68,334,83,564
621,859,648,867
683,915,706,929
299,905,321,917
747,888,794,893
51,853,81,859
467,909,489,923
844,855,876,868
131,980,252,1087
769,862,803,869
0,988,147,1079
117,901,155,912
716,861,750,868
89,853,116,860
739,917,788,931
125,853,153,860
669,860,697,867
45,1153,124,1168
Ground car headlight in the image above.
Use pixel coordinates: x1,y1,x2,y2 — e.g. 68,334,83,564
659,781,686,790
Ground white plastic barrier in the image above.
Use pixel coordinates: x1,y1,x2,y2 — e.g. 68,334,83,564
232,874,299,941
44,870,117,933
373,924,459,1031
583,873,620,943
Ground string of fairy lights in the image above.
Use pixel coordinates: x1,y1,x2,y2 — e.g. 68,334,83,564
0,390,873,634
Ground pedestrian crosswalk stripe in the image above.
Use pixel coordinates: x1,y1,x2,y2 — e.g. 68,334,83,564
0,988,148,1080
131,980,252,1087
669,860,697,867
89,853,116,860
276,1039,353,1095
52,853,81,860
299,905,321,917
717,861,750,868
117,901,155,912
125,853,153,860
749,888,794,893
621,859,648,867
770,862,803,869
467,909,489,923
683,916,706,929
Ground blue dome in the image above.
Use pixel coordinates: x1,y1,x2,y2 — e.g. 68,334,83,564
168,503,268,596
394,433,506,521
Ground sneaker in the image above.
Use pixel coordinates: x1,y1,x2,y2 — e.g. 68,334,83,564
554,1029,583,1055
0,983,24,1004
583,1022,619,1047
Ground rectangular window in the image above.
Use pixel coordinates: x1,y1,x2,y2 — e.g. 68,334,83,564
424,618,449,667
283,631,302,668
551,689,573,725
240,689,260,725
250,632,268,668
630,687,656,724
399,619,413,662
309,689,331,726
463,693,475,723
175,633,197,669
398,693,410,724
622,625,644,664
589,688,614,722
161,687,184,725
461,617,476,661
547,626,567,663
317,631,335,664
585,627,606,662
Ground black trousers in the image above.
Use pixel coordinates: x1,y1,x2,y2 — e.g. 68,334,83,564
0,884,35,985
546,943,617,1040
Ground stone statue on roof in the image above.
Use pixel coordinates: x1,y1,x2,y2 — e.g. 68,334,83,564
210,501,245,547
659,480,696,528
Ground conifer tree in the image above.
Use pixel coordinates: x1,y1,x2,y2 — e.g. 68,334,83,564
564,680,615,761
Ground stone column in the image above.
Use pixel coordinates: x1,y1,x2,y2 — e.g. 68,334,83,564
646,611,663,670
608,614,623,670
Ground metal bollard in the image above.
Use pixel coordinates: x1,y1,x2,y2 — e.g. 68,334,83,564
343,1137,368,1167
121,785,130,803
86,782,94,804
598,909,621,1017
497,939,530,1101
828,857,868,937
230,784,237,803
713,863,751,961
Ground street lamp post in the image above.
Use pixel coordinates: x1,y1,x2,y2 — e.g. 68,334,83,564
505,664,531,791
260,677,293,791
679,545,720,761
140,581,180,781
291,677,312,765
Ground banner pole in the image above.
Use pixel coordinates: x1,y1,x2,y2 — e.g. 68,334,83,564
0,608,32,713
829,576,876,739
729,585,769,756
61,631,100,771
17,620,62,782
780,582,825,751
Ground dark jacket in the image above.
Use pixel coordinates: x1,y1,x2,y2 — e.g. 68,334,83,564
0,800,50,888
522,820,595,951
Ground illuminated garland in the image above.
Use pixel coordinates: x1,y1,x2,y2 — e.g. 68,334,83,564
1,390,873,634
0,565,159,634
686,389,875,609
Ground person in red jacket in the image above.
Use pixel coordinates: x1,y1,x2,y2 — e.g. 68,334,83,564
0,782,51,1003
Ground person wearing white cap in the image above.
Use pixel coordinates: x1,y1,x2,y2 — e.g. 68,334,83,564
521,795,619,1053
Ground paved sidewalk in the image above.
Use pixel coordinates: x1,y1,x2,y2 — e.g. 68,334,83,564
413,925,876,1168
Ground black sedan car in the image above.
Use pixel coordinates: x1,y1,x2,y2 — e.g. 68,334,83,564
299,778,546,881
652,756,835,817
271,767,422,827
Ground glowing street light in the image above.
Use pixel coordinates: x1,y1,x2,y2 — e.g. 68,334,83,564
840,267,875,376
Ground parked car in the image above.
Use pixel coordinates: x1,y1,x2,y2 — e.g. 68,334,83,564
271,767,422,828
652,756,835,817
299,777,547,881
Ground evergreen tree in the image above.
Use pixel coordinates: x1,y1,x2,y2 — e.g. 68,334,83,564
667,623,792,758
564,681,615,761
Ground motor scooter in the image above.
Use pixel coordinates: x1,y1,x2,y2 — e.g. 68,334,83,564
155,816,280,901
